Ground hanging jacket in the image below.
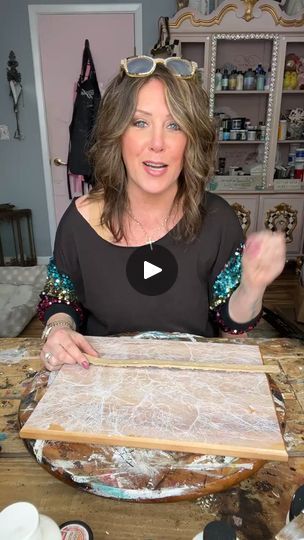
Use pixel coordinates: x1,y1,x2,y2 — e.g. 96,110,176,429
67,39,101,197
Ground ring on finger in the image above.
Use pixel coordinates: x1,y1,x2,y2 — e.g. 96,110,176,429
44,351,53,362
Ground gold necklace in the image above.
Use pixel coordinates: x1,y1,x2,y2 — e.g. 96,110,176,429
127,210,170,250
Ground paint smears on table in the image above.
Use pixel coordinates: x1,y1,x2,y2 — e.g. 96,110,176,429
0,347,28,364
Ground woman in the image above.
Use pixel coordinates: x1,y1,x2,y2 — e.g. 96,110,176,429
39,56,285,371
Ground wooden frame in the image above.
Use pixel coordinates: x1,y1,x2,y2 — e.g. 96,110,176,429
20,338,288,461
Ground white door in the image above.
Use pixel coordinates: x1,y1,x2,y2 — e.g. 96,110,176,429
29,5,142,243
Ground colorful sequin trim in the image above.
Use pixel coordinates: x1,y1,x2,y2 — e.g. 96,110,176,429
210,244,244,310
214,307,262,335
37,258,83,322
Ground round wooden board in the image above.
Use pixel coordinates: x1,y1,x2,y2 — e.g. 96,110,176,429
18,336,285,502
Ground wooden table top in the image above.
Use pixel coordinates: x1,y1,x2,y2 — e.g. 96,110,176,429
1,336,304,540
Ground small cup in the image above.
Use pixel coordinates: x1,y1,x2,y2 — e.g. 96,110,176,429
0,502,61,540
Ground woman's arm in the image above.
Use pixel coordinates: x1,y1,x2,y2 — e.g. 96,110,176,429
38,201,98,371
39,265,98,371
228,230,286,324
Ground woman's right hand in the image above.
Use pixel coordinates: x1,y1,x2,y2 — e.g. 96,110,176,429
41,326,98,371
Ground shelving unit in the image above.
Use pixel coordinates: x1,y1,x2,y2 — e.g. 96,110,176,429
219,141,265,144
215,90,270,94
278,140,304,144
169,0,304,258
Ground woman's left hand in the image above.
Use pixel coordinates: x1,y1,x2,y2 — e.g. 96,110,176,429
241,230,286,293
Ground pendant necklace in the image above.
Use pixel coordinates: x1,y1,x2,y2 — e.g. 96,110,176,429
127,210,170,251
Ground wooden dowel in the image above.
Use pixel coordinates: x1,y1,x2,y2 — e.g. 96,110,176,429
84,354,280,374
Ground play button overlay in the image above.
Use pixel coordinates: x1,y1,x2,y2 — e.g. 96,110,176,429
126,244,178,296
144,261,162,280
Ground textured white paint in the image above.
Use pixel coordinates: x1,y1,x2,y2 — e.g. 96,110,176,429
21,338,286,460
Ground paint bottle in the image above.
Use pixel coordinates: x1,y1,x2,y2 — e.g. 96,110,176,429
294,161,304,181
222,69,229,90
256,71,265,91
236,71,244,90
258,122,266,141
228,70,237,90
278,119,287,141
243,68,256,90
215,68,222,91
294,148,304,179
255,63,264,74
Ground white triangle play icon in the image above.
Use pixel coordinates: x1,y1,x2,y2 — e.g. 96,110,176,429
144,260,162,280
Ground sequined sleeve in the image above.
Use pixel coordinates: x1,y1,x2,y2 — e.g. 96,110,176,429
37,258,84,325
210,244,262,334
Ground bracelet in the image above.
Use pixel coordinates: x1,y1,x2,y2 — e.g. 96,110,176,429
41,319,76,343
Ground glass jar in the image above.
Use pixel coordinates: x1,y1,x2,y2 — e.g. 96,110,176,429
228,70,237,90
243,68,256,91
258,122,266,141
247,128,256,141
256,72,265,91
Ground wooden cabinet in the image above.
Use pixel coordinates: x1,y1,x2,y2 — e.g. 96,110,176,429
169,0,304,257
223,194,259,235
257,194,304,256
221,192,304,257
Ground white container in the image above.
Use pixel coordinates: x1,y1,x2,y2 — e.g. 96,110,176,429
247,129,257,141
294,161,304,181
259,125,266,141
0,502,61,540
236,72,244,90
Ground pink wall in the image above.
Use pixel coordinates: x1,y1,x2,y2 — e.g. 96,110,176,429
38,13,135,222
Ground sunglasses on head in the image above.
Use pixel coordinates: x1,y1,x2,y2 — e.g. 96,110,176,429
120,55,198,80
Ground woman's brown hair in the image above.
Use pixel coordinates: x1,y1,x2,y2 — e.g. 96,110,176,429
88,63,216,242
